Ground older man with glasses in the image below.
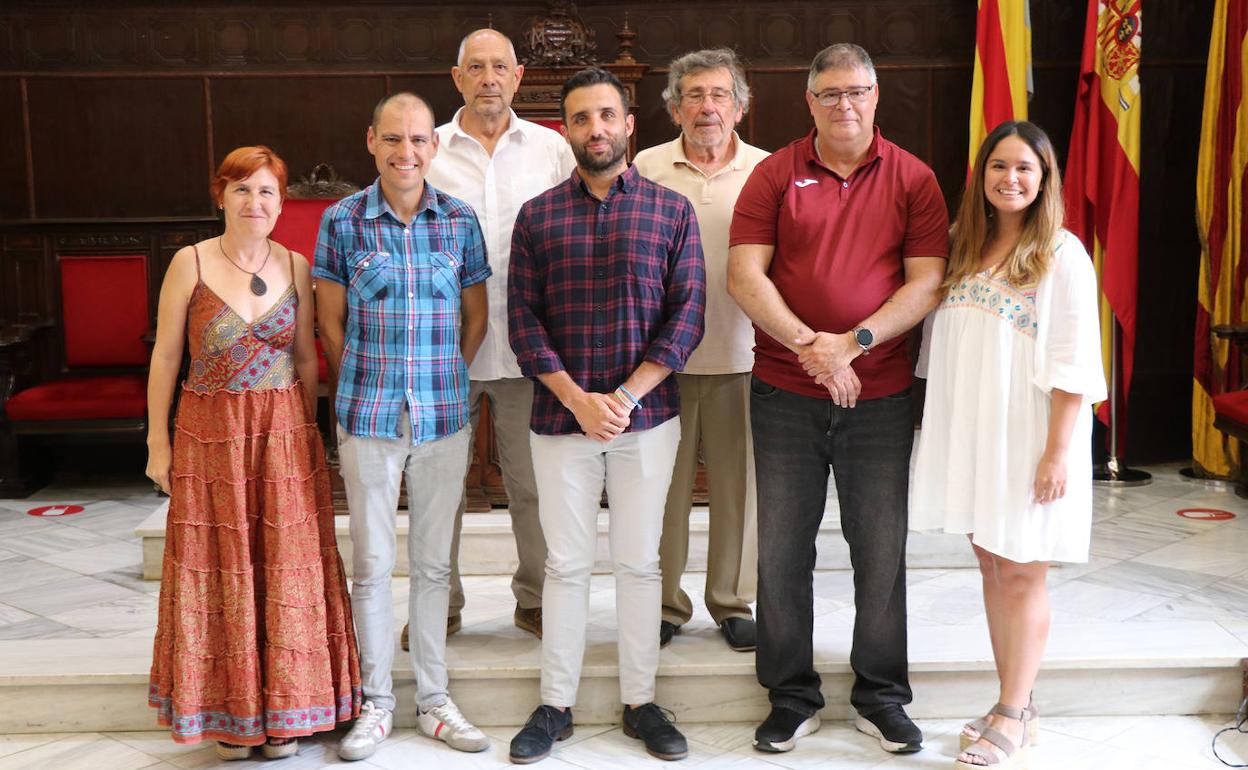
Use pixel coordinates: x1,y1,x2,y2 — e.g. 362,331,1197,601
633,48,769,654
727,43,949,755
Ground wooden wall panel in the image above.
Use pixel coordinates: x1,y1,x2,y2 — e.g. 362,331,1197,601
0,79,26,220
211,77,387,191
0,0,1217,463
26,77,207,218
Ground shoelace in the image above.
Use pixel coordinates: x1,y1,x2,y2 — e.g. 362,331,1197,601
633,703,678,729
430,702,474,732
355,705,388,734
526,705,565,733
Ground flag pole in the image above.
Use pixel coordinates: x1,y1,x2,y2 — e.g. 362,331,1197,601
1094,319,1151,486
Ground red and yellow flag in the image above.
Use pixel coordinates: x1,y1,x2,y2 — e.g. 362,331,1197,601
1192,0,1248,478
1063,0,1142,445
968,0,1032,171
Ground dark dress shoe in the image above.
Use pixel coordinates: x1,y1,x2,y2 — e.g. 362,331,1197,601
622,703,688,761
509,705,573,764
659,620,680,647
514,605,542,639
719,617,757,651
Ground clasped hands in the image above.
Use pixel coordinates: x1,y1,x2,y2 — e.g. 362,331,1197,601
794,330,861,408
571,390,633,442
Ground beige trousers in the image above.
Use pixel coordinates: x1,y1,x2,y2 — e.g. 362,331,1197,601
448,377,547,613
659,371,758,625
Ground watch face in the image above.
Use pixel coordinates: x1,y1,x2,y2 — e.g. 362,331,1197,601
855,327,873,347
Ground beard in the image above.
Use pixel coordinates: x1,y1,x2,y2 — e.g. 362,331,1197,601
571,131,628,173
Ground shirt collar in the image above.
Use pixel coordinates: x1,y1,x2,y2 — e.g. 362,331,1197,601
446,107,527,145
671,132,744,172
803,125,884,171
571,163,640,199
363,178,443,223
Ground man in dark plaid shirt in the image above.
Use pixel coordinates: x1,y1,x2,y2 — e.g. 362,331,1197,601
506,68,705,765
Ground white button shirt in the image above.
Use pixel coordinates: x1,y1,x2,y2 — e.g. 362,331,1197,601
426,108,577,380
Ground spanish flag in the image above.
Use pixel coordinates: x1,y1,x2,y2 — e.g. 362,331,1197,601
1063,0,1142,446
1192,0,1248,478
968,0,1033,171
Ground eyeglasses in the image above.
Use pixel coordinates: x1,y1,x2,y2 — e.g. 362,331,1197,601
680,88,734,106
809,84,875,107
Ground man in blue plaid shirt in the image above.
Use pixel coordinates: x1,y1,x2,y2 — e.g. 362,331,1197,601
314,92,492,761
506,68,706,765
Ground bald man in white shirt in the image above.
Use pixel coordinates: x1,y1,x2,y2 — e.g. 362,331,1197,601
418,28,576,645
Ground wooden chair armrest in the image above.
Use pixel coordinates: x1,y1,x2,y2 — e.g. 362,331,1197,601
1212,324,1248,342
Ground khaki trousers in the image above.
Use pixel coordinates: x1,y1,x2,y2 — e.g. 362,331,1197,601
448,377,547,613
659,371,758,626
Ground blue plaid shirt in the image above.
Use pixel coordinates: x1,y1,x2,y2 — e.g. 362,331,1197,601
313,180,491,444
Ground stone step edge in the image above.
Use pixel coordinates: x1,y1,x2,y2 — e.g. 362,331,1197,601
5,621,1244,686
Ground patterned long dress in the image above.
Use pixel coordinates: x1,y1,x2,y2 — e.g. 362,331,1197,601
149,249,361,745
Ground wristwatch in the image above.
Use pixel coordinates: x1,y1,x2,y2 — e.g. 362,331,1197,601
852,326,873,355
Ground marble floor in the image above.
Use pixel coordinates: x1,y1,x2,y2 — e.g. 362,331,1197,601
0,465,1247,767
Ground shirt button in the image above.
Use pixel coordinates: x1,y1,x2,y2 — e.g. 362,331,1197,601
408,292,414,298
407,356,413,362
842,181,849,188
595,340,604,348
362,261,370,267
408,325,414,331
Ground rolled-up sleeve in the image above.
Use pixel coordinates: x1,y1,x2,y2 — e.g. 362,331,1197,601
507,203,565,377
646,199,706,371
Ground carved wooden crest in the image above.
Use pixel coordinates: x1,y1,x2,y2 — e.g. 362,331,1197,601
287,164,361,200
519,0,597,67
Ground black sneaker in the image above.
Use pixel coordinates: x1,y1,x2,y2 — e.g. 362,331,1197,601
719,617,757,652
753,706,820,752
659,620,680,647
622,703,688,761
509,705,573,764
854,704,923,753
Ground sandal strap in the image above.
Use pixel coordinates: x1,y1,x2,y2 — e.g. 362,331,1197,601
990,703,1026,721
978,726,1020,756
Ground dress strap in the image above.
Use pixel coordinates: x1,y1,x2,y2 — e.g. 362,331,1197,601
192,243,202,281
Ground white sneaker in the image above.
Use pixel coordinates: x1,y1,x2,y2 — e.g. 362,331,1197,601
417,698,490,753
338,701,393,761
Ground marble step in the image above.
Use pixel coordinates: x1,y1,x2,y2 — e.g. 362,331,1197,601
1,617,1243,733
137,502,977,580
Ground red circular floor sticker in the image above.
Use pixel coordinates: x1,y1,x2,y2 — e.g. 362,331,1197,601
1176,508,1236,521
26,504,84,517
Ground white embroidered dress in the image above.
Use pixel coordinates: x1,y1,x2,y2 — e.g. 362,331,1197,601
910,231,1107,563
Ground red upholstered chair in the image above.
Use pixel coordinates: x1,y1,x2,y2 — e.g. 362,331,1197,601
6,255,150,426
1211,325,1248,496
0,255,150,494
269,198,333,386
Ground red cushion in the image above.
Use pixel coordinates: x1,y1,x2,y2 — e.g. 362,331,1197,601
270,199,333,265
60,255,150,367
1214,392,1248,425
6,375,147,421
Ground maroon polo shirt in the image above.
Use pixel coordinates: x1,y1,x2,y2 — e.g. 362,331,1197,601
730,127,949,400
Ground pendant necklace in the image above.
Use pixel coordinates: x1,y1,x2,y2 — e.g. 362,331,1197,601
219,236,271,296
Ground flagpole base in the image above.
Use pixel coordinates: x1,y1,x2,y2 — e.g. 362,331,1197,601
1093,457,1152,487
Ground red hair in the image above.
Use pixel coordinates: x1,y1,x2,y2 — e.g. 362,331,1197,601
210,145,288,204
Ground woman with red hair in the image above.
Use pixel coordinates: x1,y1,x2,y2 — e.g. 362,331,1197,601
146,146,361,760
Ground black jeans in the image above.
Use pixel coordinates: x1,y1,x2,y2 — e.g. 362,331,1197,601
751,376,914,717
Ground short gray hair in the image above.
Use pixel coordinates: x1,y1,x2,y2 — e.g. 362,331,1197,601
807,43,876,90
661,48,751,113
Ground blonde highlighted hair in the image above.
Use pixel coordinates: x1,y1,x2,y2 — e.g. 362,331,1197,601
942,120,1065,294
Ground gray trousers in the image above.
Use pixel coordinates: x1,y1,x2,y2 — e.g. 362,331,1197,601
338,419,470,711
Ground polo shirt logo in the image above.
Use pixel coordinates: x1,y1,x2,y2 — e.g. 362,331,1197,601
794,179,819,188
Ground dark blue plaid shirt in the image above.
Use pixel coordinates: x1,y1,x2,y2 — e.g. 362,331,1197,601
508,165,706,436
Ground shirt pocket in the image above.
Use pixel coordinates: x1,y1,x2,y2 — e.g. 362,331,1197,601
430,251,461,301
348,251,389,302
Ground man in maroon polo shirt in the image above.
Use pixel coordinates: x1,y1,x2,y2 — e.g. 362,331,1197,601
727,43,949,755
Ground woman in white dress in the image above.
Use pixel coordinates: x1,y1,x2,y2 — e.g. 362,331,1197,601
910,121,1106,769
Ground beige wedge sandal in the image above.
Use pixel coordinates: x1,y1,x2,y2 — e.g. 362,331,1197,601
960,696,1038,750
953,703,1030,770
